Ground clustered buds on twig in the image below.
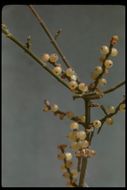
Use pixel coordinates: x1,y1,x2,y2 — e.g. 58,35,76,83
2,6,125,186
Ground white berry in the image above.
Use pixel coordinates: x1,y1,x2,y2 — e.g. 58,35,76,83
68,81,78,90
111,48,118,56
93,120,102,128
65,152,72,161
77,130,86,140
52,66,62,76
70,74,77,81
65,68,75,77
49,53,59,63
98,78,107,85
82,140,89,148
70,122,79,130
100,45,109,55
51,104,59,112
108,106,115,113
104,60,113,69
78,83,88,92
79,115,86,122
95,66,103,74
106,117,113,125
41,53,50,62
119,103,125,112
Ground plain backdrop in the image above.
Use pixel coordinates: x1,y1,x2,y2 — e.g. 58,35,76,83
2,5,125,187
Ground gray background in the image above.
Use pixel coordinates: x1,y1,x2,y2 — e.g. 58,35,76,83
2,5,125,187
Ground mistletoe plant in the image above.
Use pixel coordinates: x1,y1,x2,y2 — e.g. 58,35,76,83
2,5,125,187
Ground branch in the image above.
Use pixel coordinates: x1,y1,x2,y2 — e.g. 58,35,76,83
103,81,125,94
73,80,125,100
97,98,125,134
28,5,71,68
43,99,86,127
2,24,71,91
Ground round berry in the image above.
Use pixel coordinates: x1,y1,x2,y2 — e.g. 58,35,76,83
51,104,59,112
52,66,62,76
111,35,119,45
77,131,86,140
68,81,78,90
49,53,58,63
93,120,102,128
98,78,107,85
67,131,77,141
119,103,125,112
106,117,113,125
41,53,50,62
82,140,89,148
100,45,109,55
65,68,75,77
89,149,96,157
104,60,113,68
108,106,115,113
70,122,79,130
78,83,88,92
79,115,86,122
65,152,72,161
70,75,77,81
95,66,103,74
111,48,118,56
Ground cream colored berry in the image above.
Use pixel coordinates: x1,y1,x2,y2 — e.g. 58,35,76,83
70,75,77,81
95,66,103,74
119,103,125,112
65,68,75,77
41,53,50,62
65,152,72,161
78,83,88,92
68,81,78,90
52,66,62,76
93,120,102,128
51,104,59,112
104,60,113,69
89,149,96,157
100,45,109,55
77,131,86,140
111,48,118,56
57,153,65,160
79,115,86,122
106,117,113,125
82,140,89,148
111,35,119,44
71,142,79,150
67,131,77,141
49,53,58,63
98,78,107,85
70,122,79,130
108,106,115,113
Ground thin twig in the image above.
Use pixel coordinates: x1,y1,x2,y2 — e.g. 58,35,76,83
2,24,71,91
73,80,125,100
97,98,125,134
103,81,125,94
79,99,91,187
28,5,71,68
91,42,113,91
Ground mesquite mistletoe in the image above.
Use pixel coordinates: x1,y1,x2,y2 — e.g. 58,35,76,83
2,5,125,187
